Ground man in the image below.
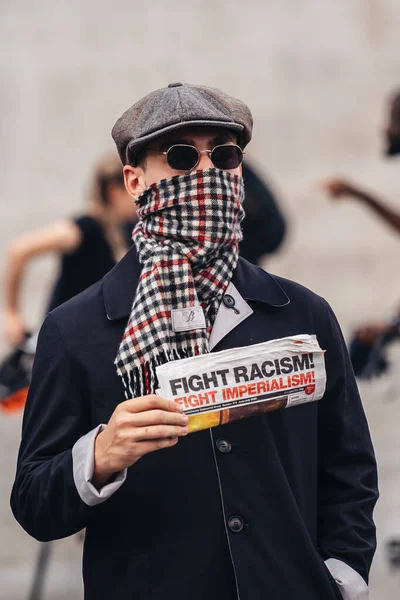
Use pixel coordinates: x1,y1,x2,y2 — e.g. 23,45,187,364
11,82,377,600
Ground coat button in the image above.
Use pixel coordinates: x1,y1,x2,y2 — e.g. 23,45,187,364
228,516,244,533
216,438,232,453
223,294,235,308
222,294,240,314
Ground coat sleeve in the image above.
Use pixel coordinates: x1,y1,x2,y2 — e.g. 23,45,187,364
316,299,379,584
10,313,91,542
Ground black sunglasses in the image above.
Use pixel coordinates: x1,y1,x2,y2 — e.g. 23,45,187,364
147,143,244,172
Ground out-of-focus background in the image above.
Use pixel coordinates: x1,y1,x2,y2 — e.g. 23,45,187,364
1,1,400,598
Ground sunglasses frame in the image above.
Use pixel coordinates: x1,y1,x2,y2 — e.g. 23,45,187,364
147,143,244,172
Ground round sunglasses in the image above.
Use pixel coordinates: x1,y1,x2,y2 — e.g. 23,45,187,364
147,143,244,172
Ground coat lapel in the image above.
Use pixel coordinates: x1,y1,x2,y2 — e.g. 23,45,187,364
209,282,253,350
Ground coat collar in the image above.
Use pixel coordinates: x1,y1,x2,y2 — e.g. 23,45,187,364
102,245,290,321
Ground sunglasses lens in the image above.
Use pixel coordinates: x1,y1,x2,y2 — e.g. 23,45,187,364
211,145,243,170
167,145,199,171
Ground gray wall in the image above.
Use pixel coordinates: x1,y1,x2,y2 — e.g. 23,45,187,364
1,1,400,597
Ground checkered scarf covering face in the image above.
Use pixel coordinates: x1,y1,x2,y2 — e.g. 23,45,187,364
115,168,245,398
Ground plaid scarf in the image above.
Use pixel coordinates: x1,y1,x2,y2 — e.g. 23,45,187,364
115,168,245,398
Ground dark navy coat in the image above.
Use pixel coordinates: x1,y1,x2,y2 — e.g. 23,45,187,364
11,247,378,600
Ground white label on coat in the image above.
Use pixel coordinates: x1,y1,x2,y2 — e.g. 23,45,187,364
171,306,207,332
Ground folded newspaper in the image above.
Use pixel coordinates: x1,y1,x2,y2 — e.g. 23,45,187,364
156,334,326,433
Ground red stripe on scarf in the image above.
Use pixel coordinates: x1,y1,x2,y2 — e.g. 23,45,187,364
197,170,206,244
123,310,170,339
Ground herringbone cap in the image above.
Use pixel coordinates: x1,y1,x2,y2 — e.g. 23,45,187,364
112,82,253,164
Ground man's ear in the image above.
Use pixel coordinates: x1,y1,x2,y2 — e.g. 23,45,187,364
123,165,146,200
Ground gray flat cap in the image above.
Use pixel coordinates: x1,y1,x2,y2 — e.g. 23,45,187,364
112,82,253,164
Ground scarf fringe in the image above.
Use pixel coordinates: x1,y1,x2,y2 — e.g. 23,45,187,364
118,343,209,400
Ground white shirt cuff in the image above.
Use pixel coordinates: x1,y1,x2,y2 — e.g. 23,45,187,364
72,424,127,506
325,558,369,600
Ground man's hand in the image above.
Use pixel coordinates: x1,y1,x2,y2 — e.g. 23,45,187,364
93,395,188,488
320,178,364,201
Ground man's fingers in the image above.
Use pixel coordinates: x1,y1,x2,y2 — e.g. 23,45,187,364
133,424,188,442
130,409,188,427
135,437,179,457
122,395,183,415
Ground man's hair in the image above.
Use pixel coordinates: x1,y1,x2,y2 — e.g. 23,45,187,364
123,145,147,169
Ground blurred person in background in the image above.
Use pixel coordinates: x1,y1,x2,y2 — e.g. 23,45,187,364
322,89,400,572
321,90,400,359
0,153,137,415
240,161,287,265
2,152,137,348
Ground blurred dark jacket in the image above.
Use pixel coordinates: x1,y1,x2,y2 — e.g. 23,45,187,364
47,215,135,312
240,162,287,264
